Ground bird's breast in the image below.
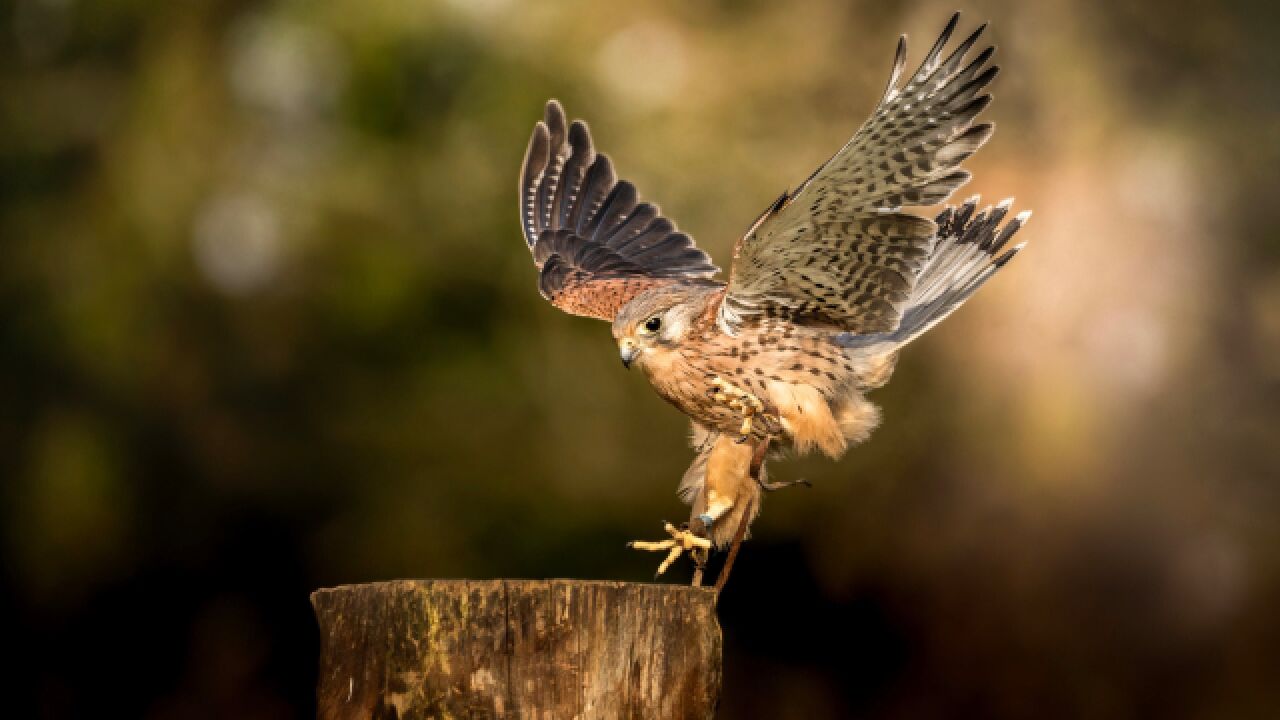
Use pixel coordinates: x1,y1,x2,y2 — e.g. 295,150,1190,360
637,329,870,455
639,347,737,431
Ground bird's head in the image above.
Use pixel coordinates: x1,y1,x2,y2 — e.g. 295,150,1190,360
612,285,706,370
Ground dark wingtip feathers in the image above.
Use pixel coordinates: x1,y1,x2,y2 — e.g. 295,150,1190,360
519,98,719,319
929,12,962,63
883,35,908,102
568,119,591,148
519,121,551,246
544,98,566,130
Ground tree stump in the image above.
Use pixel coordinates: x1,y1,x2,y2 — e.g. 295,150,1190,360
312,579,722,719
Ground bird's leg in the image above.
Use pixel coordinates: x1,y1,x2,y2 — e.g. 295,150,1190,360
711,434,767,594
707,376,782,442
628,522,712,578
633,432,756,580
746,434,812,492
758,475,813,491
749,436,770,480
690,547,709,588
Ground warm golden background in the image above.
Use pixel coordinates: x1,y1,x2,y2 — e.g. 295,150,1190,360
3,0,1278,717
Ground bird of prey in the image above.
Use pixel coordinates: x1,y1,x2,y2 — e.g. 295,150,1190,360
517,14,1028,583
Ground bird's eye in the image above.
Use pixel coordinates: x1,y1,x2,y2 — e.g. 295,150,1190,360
644,316,662,333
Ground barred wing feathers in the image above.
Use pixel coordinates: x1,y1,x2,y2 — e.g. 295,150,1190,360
520,100,719,321
834,197,1030,351
719,13,999,335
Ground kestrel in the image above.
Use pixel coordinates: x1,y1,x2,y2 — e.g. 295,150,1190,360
518,14,1029,584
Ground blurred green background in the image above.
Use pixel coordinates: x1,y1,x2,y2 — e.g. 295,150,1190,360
3,0,1279,717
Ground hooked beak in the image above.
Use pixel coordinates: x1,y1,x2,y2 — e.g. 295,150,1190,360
619,339,640,369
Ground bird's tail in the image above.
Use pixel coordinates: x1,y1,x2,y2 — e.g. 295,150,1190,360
888,196,1029,347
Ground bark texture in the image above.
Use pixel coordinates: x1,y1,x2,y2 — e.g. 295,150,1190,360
312,579,722,720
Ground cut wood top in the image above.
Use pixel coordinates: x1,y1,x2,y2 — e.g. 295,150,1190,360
313,579,723,720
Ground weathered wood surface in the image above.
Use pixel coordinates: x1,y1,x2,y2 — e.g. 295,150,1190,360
312,579,722,720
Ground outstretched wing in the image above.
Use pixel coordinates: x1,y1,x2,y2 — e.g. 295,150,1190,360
520,100,719,321
718,13,998,335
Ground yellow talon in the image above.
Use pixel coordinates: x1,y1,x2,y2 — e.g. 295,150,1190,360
629,522,712,577
710,375,779,441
